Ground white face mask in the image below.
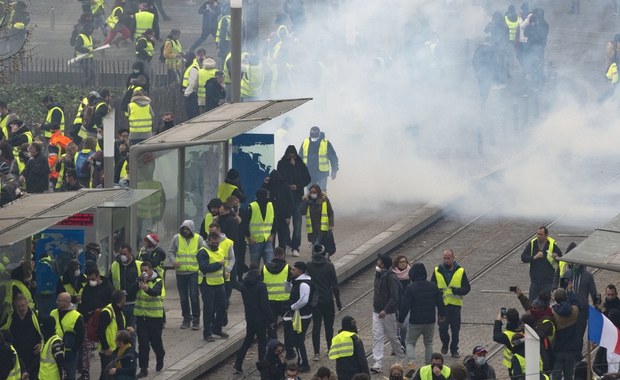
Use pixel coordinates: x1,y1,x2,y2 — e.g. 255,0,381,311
120,255,128,263
475,356,487,366
375,266,383,273
309,193,318,200
74,269,81,277
89,280,98,287
310,137,319,142
97,133,103,140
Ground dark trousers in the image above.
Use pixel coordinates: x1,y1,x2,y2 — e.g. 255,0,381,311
529,281,553,300
184,92,199,120
200,283,226,337
234,322,268,368
99,352,114,380
268,301,294,356
176,273,200,322
439,304,462,354
136,316,165,371
283,317,311,367
575,306,588,357
288,200,303,251
552,351,576,380
312,302,335,355
65,350,79,380
275,217,291,249
189,28,216,52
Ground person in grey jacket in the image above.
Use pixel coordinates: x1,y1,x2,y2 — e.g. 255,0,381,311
371,254,404,373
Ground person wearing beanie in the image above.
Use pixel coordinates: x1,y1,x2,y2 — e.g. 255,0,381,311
282,261,313,373
431,249,470,359
412,353,451,380
200,197,223,239
243,188,276,266
217,168,246,203
198,57,219,113
493,308,526,379
306,241,341,362
371,254,405,373
139,233,167,276
329,316,369,380
39,317,66,380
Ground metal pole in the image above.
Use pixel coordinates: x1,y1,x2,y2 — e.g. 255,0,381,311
230,3,242,103
103,107,115,188
524,324,540,380
50,7,55,31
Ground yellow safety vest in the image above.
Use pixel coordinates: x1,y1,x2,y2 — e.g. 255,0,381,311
198,67,218,102
6,280,35,311
0,114,9,140
12,130,33,157
7,345,21,380
434,266,465,306
110,260,142,291
134,277,164,318
127,101,152,134
263,264,290,301
74,97,87,127
91,0,105,14
215,15,231,43
119,160,128,181
505,16,519,41
223,52,232,84
419,364,451,380
502,330,526,372
329,331,356,359
203,213,214,234
306,200,329,234
136,37,154,58
39,335,62,380
529,237,558,270
62,275,86,298
50,309,81,350
44,106,65,138
198,246,225,285
182,60,201,89
106,6,123,28
217,182,238,202
98,304,124,352
134,11,154,39
607,62,619,84
164,39,183,70
249,201,274,243
177,234,200,272
241,64,264,98
77,34,93,58
301,138,330,172
0,308,42,338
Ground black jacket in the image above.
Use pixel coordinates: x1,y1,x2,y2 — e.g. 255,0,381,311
235,270,275,326
334,333,369,380
464,355,497,380
373,269,400,314
520,238,562,284
23,152,49,193
111,257,140,302
205,77,226,112
217,213,240,244
305,254,341,308
258,339,286,380
262,169,293,220
77,276,114,319
398,263,445,324
276,145,310,202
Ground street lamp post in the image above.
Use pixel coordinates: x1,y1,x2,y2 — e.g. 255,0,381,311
230,0,242,103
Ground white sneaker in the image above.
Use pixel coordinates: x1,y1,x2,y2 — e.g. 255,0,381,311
292,249,300,257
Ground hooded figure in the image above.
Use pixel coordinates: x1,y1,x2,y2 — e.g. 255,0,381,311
330,316,369,380
493,308,526,379
257,339,286,380
398,263,446,365
261,169,294,249
125,90,154,144
217,168,246,203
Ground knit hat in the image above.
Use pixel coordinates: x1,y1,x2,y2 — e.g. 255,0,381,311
293,261,307,272
226,168,239,181
203,57,216,69
377,253,392,269
341,316,357,333
313,244,326,257
145,233,159,246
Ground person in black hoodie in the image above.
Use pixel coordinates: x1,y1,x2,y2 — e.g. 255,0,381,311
493,308,525,379
398,262,445,366
205,71,227,112
233,263,275,374
21,142,49,193
262,169,294,251
306,244,341,361
550,288,579,380
258,339,286,380
276,145,311,257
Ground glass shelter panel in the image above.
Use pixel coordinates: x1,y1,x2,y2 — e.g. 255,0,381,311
184,142,226,225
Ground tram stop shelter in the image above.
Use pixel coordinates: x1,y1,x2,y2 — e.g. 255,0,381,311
561,211,620,272
127,98,310,249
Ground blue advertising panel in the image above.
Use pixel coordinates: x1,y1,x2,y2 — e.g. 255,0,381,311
231,133,274,207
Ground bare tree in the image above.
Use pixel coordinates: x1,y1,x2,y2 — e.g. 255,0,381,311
0,0,33,83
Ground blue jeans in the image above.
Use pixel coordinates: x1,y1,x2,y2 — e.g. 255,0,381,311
310,174,328,192
289,200,303,250
200,283,226,337
249,241,274,267
176,272,200,322
407,323,435,365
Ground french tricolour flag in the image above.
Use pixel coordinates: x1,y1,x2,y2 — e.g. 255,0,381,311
588,305,620,355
